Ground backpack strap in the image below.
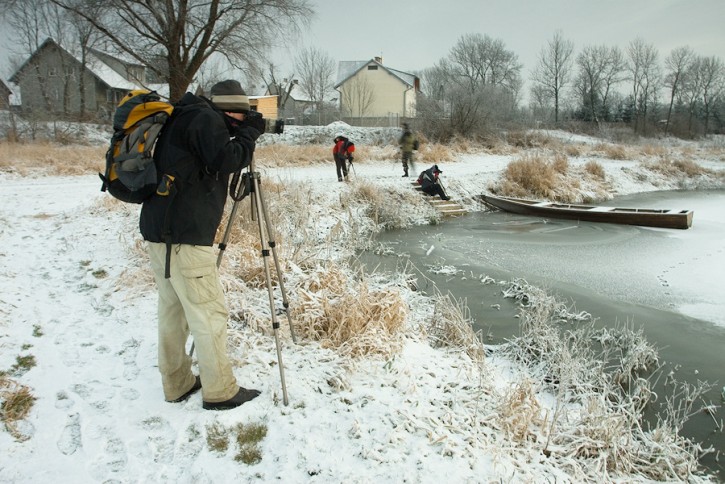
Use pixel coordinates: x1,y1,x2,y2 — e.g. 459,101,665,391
161,185,179,279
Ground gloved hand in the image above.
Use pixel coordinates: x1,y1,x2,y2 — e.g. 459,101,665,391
348,156,354,163
233,126,259,157
234,125,262,143
242,111,266,135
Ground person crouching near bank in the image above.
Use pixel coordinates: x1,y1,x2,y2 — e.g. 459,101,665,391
418,164,450,200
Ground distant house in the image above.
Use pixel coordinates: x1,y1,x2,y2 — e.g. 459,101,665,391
9,38,168,120
266,81,315,124
249,95,279,120
335,57,420,126
0,79,11,109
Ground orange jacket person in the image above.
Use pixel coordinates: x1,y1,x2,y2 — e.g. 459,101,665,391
332,135,355,182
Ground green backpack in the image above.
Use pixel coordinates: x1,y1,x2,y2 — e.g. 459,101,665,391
99,90,174,203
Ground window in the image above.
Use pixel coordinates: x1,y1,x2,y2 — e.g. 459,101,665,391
367,65,378,71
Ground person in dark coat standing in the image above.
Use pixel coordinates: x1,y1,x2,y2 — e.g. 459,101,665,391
139,79,265,410
399,123,418,177
332,135,355,181
418,164,450,200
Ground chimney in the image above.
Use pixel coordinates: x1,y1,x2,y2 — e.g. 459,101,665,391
374,56,383,64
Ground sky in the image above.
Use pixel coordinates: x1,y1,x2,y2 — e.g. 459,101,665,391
2,122,724,482
273,0,725,88
3,0,724,93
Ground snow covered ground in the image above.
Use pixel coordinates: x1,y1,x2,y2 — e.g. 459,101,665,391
1,126,724,482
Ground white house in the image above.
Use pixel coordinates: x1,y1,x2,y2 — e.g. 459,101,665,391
335,57,419,126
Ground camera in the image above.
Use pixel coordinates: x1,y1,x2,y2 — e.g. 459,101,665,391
244,110,285,135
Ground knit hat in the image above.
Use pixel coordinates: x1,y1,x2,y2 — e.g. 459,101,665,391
210,80,250,113
433,164,442,173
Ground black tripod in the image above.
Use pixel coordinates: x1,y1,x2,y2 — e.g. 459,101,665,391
191,161,296,405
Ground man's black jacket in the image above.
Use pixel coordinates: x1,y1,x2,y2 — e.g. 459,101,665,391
140,92,253,246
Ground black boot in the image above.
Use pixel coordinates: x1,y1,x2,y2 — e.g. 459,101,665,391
203,386,260,410
166,376,202,403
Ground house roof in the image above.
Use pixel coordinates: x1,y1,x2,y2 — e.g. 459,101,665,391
9,38,175,96
334,59,418,89
0,78,11,96
267,82,313,103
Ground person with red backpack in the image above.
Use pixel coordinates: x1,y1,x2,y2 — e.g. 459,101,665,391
417,164,450,200
333,135,355,181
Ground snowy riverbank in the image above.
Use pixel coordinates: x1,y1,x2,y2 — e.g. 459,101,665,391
1,129,724,482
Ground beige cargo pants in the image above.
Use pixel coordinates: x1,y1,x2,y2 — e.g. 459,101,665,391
147,242,238,403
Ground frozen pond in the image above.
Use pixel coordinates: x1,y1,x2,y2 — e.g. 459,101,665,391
361,189,725,478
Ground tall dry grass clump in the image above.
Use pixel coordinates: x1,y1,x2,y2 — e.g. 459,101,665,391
584,160,606,179
418,143,453,164
551,153,569,174
498,153,558,199
290,263,407,358
255,144,329,167
597,143,629,160
343,181,423,230
0,377,36,441
427,294,485,364
646,157,711,177
0,142,105,176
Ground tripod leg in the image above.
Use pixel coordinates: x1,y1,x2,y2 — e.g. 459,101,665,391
250,173,290,406
253,181,298,344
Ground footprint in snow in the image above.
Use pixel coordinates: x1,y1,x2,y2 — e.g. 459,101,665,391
128,416,177,465
88,434,128,480
57,412,82,455
118,338,140,381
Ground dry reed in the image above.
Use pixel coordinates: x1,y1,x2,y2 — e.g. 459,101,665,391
0,142,105,176
290,263,407,358
427,294,485,364
0,377,36,441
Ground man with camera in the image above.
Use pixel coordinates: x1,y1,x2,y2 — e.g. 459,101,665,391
139,79,265,410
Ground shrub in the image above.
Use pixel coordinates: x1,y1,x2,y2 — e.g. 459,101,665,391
584,160,606,179
0,378,36,441
552,153,569,174
290,263,407,358
602,143,628,160
500,153,558,198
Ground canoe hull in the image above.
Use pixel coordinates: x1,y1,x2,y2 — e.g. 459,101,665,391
480,195,693,229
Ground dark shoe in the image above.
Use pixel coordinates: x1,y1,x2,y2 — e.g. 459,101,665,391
442,196,451,201
203,387,260,410
167,376,202,403
402,174,409,177
338,177,343,182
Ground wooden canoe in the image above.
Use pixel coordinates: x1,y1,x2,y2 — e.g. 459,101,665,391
480,194,693,229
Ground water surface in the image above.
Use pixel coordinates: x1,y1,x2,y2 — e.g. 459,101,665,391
360,190,725,478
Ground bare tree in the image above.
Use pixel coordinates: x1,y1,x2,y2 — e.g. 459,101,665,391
66,1,104,118
424,33,521,137
49,0,313,101
2,0,65,112
339,75,375,121
627,38,661,134
259,63,296,113
448,33,522,93
663,46,695,136
530,31,574,124
576,45,626,126
698,56,725,134
681,56,705,137
294,47,335,124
